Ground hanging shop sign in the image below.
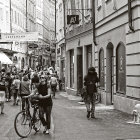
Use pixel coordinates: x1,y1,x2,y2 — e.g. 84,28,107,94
28,43,38,49
67,15,79,25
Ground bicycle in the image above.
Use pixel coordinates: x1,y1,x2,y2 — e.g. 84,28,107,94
14,95,41,138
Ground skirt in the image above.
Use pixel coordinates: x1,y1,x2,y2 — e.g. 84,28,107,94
0,91,5,103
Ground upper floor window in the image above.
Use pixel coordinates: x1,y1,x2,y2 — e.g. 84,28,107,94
59,3,62,12
0,8,3,21
67,0,72,15
105,0,112,3
97,0,102,9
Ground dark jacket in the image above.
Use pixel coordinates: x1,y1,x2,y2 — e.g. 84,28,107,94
84,67,99,95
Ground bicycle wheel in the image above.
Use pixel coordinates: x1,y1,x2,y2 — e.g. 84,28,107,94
14,111,32,138
33,109,41,132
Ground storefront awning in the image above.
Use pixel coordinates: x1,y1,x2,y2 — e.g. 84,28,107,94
0,52,13,64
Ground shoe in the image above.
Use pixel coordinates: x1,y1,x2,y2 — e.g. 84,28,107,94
87,111,90,118
33,126,40,132
13,103,16,106
43,129,46,134
91,115,96,119
44,129,49,134
1,112,4,115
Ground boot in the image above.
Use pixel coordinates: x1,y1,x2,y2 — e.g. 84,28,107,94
91,113,96,119
87,111,90,118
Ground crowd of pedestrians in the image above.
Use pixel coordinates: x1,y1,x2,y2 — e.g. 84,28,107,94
0,65,100,135
0,67,61,134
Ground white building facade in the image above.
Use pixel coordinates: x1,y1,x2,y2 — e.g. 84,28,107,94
65,0,140,114
56,0,66,83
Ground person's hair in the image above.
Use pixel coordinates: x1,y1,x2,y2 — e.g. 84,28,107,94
15,75,19,79
7,72,11,76
1,76,6,80
33,72,38,77
23,75,28,81
1,69,5,72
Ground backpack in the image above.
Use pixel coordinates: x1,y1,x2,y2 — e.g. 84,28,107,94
84,75,98,95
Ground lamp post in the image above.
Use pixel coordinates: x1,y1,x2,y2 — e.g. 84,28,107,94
25,0,28,66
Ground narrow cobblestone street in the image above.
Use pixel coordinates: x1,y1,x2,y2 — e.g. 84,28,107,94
0,92,140,140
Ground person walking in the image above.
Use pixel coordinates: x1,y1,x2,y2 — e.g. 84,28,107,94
12,75,20,105
50,73,58,98
31,72,39,90
0,77,8,114
5,72,12,101
83,67,99,119
19,75,31,110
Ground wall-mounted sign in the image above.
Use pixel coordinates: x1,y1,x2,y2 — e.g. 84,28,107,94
0,32,38,42
67,15,79,25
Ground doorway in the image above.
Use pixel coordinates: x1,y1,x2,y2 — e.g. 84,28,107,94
77,47,83,94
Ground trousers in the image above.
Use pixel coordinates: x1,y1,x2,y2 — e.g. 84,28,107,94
85,94,96,116
39,105,52,129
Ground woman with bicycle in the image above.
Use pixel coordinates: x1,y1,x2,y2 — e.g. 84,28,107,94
25,74,53,134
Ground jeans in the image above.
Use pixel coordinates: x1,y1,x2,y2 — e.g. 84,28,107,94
51,84,57,97
13,89,18,103
39,105,52,129
21,96,30,111
85,94,96,116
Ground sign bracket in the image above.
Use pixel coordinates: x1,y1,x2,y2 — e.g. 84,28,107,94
67,8,92,20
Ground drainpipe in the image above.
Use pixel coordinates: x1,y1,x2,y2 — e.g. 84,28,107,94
128,0,135,32
63,0,66,89
92,0,97,45
9,0,12,33
54,0,57,67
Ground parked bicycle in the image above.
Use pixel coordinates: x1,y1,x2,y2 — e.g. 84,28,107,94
14,95,41,138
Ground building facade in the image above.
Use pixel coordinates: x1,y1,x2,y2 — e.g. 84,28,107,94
36,0,55,70
0,0,28,70
0,0,55,71
65,0,93,95
49,0,55,68
65,0,140,114
56,0,66,85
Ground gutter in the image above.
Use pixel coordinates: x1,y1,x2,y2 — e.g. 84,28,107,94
128,0,135,32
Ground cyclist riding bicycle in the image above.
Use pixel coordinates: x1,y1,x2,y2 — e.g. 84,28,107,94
24,74,53,134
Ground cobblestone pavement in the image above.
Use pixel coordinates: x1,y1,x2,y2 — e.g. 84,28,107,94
0,92,140,140
53,92,140,140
